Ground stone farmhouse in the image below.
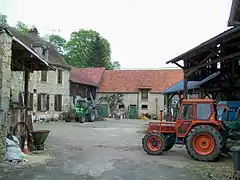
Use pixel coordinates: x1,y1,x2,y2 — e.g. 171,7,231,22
10,28,71,120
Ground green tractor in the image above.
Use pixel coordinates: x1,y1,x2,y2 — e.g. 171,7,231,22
75,99,97,123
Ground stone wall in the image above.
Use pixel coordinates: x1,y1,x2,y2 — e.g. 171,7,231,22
11,69,70,119
0,31,12,161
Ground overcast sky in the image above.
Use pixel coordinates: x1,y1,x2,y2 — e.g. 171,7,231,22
0,0,233,69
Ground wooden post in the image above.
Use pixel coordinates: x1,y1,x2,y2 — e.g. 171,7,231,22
183,76,188,99
24,71,29,123
166,94,169,110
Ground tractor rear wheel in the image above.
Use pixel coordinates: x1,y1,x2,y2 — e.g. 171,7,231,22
142,132,165,155
164,134,176,151
186,125,223,162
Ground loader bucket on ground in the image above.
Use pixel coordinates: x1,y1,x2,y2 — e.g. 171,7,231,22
30,130,50,150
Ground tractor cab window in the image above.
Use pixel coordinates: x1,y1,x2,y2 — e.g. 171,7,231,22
197,103,211,120
179,104,193,120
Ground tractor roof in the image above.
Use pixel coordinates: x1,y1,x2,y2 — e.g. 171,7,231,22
182,99,216,103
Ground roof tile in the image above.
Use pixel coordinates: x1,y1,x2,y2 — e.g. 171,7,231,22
98,69,183,92
70,67,105,86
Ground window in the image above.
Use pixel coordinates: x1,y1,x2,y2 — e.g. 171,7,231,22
141,90,148,101
37,94,49,112
28,93,34,111
18,92,33,110
41,71,47,82
141,105,148,109
179,104,193,120
197,103,211,120
54,94,62,111
57,69,63,84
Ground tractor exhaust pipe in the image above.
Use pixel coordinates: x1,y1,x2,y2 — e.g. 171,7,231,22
160,109,163,122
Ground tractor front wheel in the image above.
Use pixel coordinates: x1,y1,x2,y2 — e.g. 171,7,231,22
79,115,86,123
186,125,223,162
142,132,165,155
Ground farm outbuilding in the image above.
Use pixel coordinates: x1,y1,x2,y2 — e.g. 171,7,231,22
165,26,240,102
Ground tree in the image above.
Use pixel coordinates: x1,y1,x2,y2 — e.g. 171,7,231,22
99,93,124,116
65,29,112,68
0,14,8,26
112,61,121,69
88,34,112,69
49,34,66,54
15,21,30,34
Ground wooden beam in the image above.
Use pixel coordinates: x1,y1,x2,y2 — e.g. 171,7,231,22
203,46,220,56
199,52,216,65
184,51,240,77
183,76,188,99
174,62,184,69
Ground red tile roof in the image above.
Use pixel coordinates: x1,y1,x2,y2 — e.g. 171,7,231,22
70,67,105,87
98,69,183,93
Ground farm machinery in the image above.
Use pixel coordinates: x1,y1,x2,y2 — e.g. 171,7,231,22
142,98,240,162
74,99,96,123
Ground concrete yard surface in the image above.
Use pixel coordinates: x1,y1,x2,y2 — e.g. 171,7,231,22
0,119,234,180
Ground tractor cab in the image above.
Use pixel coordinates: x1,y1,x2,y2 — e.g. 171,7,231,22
175,99,221,137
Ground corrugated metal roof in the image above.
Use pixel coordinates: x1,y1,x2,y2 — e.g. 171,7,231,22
161,80,199,94
161,71,220,94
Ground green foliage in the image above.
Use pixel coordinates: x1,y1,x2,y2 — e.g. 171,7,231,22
112,61,121,69
0,14,120,69
49,34,66,54
99,93,124,115
65,29,113,69
15,21,30,34
0,13,8,26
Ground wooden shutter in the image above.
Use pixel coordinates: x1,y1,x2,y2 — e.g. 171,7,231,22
59,95,62,111
37,94,41,111
19,92,23,106
57,70,63,84
46,94,49,111
28,93,33,111
54,95,57,111
41,71,47,81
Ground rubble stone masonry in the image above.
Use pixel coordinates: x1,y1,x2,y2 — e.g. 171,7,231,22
0,31,12,161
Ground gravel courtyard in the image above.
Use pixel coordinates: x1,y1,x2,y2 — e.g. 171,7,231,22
1,119,234,180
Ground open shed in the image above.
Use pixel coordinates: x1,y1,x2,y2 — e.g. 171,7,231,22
0,26,53,160
0,26,51,137
166,26,240,101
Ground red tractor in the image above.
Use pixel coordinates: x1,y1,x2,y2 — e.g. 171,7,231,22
142,99,233,162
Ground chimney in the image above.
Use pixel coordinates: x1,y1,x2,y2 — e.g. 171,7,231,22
28,27,39,38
